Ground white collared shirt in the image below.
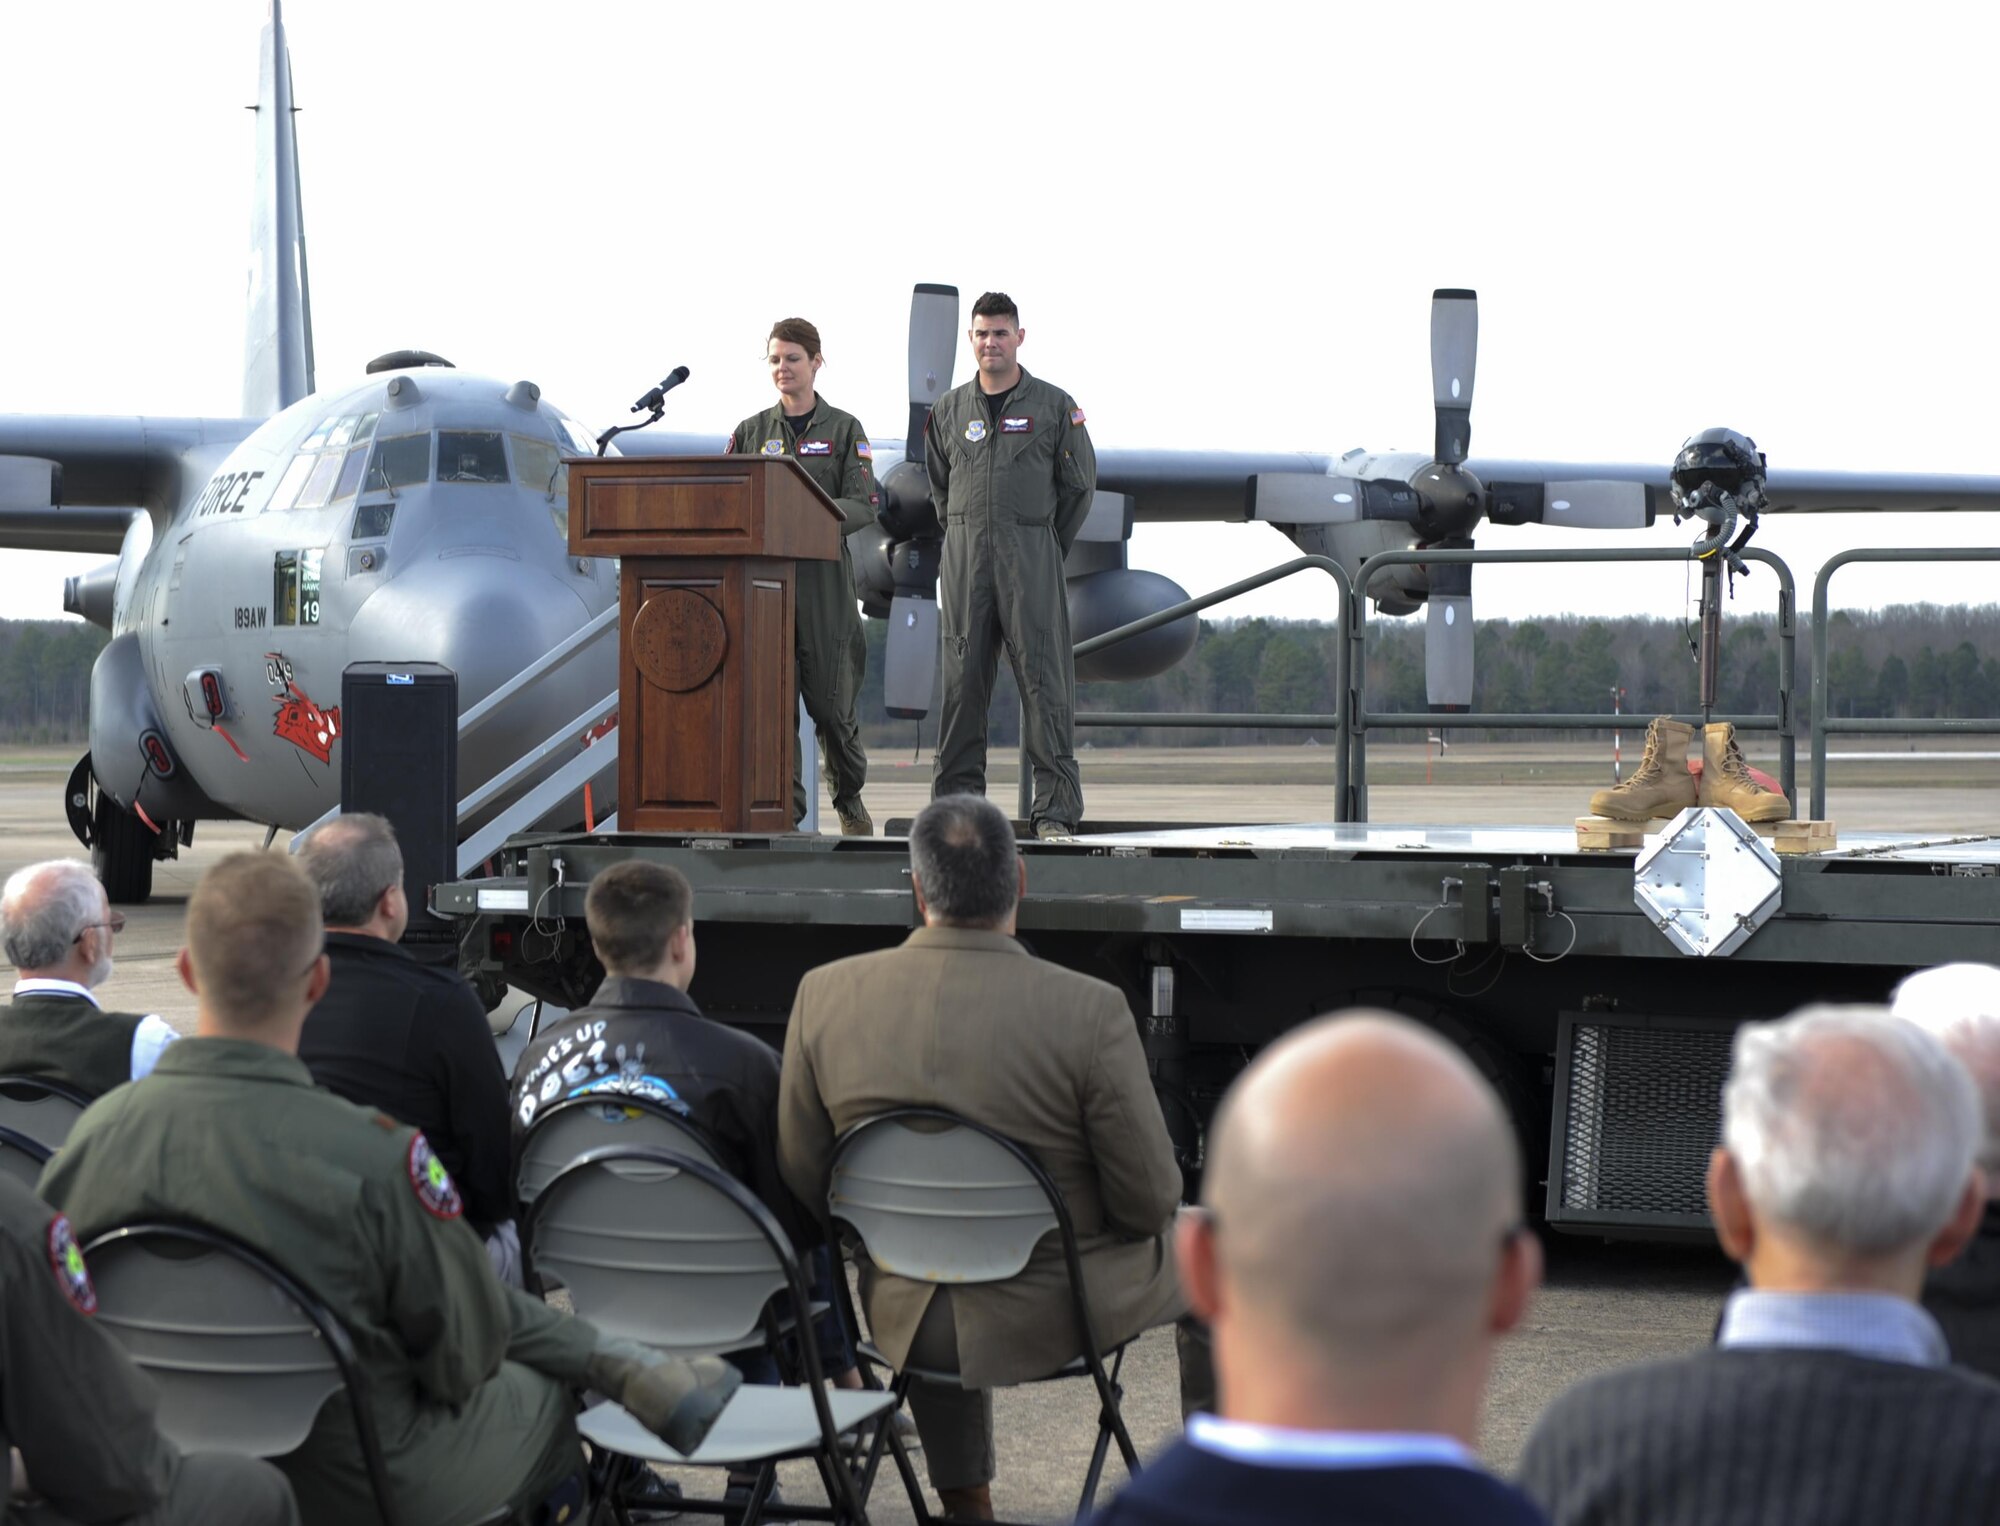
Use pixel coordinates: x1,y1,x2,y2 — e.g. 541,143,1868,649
11,978,179,1080
1187,1413,1479,1471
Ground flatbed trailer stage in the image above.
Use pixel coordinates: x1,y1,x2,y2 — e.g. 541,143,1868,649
441,816,2000,1239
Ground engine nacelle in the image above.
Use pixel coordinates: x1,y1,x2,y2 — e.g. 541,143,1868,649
1069,568,1197,683
88,634,224,822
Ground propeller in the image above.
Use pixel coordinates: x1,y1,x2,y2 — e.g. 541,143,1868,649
879,283,958,718
1257,289,1655,710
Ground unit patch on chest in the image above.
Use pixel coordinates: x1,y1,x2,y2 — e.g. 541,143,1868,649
964,419,987,443
761,438,785,456
407,1133,465,1220
1000,416,1033,434
798,440,833,456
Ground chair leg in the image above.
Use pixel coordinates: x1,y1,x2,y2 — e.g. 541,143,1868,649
875,1374,932,1525
737,1460,779,1526
1076,1417,1116,1522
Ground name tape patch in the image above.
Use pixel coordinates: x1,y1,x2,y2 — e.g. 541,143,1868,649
1001,416,1033,434
798,440,833,456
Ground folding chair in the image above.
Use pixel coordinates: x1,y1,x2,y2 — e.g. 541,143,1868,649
517,1092,722,1207
81,1221,422,1526
0,1123,50,1189
828,1108,1142,1524
529,1144,898,1526
0,1073,90,1153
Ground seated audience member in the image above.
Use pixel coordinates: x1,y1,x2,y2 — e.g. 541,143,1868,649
509,861,867,1411
1,859,175,1095
510,859,811,1247
1894,961,2000,1376
779,793,1208,1522
1518,1005,2000,1526
0,1170,301,1526
1091,1012,1547,1525
296,814,520,1281
40,851,738,1526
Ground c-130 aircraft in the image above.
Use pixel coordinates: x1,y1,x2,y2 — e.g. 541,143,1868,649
9,2,2000,905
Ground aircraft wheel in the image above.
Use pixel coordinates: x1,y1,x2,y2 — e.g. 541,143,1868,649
92,793,156,905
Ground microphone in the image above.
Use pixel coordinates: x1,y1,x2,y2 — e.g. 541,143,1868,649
632,366,691,414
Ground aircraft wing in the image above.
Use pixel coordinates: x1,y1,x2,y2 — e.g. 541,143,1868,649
1463,458,2000,516
0,415,257,551
614,432,1336,523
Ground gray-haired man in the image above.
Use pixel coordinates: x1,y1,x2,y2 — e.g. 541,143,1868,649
1,858,176,1096
1895,962,2000,1377
1519,1005,2000,1525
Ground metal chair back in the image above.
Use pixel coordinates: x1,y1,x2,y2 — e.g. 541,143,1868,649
516,1092,721,1206
0,1123,49,1190
0,1073,89,1154
829,1111,1061,1284
83,1222,405,1526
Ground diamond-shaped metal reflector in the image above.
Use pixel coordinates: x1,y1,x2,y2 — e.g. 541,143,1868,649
1633,807,1782,958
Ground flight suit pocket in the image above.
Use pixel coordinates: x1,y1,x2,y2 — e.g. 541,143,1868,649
1004,429,1058,525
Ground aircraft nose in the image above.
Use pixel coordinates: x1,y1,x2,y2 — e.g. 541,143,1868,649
346,553,610,720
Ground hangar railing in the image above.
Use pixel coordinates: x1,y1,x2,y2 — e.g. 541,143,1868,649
1809,546,2000,820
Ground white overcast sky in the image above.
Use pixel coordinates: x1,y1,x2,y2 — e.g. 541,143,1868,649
3,0,1998,635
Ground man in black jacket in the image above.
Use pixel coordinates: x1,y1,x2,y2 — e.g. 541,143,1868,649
1,858,178,1096
510,859,811,1250
296,814,518,1280
1519,1006,2000,1526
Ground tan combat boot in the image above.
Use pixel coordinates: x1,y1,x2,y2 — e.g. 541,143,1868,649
835,799,873,837
1699,722,1791,822
1587,716,1698,821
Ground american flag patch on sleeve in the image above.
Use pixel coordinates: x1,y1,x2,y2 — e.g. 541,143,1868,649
855,440,873,459
1070,407,1087,426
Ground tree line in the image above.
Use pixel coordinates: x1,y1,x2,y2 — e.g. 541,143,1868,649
857,603,2000,748
6,604,1996,748
0,621,106,744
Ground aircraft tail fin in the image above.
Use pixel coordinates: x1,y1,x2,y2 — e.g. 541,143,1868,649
242,0,315,417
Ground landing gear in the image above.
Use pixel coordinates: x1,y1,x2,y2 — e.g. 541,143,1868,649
67,753,167,905
92,791,157,905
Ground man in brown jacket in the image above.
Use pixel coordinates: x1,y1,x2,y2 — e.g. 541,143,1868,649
778,793,1199,1519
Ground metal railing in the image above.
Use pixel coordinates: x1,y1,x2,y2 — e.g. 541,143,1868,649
1810,547,2000,819
1347,546,1797,822
1018,556,1355,819
1062,543,1798,824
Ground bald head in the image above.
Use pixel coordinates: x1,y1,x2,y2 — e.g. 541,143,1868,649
1204,1012,1524,1373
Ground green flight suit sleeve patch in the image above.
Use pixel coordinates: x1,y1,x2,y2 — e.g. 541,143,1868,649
47,1214,97,1315
407,1133,465,1221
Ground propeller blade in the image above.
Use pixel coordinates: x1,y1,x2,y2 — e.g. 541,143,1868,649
1424,545,1474,710
905,283,959,467
1430,288,1477,466
1485,478,1655,530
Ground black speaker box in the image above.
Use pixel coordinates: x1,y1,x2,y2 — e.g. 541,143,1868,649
340,662,457,946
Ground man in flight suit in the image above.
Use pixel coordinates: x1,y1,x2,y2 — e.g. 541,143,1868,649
925,292,1096,839
728,318,879,836
0,1172,299,1526
41,851,738,1526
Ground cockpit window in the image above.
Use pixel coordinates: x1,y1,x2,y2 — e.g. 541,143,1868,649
512,435,564,497
370,433,431,490
294,451,344,512
352,411,379,444
353,501,395,540
267,453,316,513
553,412,597,457
437,431,507,484
331,444,370,503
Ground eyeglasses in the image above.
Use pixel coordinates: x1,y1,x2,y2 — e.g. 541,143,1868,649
72,913,127,944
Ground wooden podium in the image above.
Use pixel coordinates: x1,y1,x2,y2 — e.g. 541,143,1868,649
567,455,843,833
